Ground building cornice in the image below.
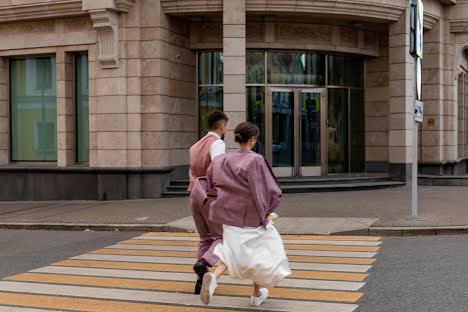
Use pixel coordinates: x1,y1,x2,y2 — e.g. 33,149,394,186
163,0,442,30
0,0,85,23
0,0,135,23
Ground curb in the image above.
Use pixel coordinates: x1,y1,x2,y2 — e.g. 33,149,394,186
1,223,468,236
0,223,192,233
367,226,468,236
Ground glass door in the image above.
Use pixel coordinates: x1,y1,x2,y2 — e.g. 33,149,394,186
300,89,326,176
266,88,326,177
266,88,295,177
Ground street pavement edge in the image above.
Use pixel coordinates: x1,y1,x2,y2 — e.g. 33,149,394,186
1,222,468,236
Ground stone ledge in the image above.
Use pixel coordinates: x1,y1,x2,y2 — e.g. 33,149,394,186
0,0,85,23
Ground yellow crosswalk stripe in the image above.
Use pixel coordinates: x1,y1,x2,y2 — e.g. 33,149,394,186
0,292,237,312
120,239,380,252
5,273,363,303
143,233,381,242
52,259,368,281
90,249,375,264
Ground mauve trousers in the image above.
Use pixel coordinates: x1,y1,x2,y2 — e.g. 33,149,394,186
191,196,223,267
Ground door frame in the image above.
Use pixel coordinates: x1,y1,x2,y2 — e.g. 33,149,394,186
266,87,328,177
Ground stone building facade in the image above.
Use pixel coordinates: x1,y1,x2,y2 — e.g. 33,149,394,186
0,0,467,200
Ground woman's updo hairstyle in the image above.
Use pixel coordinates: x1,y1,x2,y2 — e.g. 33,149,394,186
234,122,260,143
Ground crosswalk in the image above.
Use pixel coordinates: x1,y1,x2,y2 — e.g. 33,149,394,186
0,232,381,311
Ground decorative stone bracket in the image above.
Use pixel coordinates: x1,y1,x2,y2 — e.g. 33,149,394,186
83,0,136,68
89,9,119,68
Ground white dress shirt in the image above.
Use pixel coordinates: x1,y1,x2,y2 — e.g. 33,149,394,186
207,131,226,160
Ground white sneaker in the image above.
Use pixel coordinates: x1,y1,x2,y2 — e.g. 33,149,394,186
250,288,269,306
200,272,217,305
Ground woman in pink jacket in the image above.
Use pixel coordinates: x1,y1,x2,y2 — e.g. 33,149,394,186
199,122,291,306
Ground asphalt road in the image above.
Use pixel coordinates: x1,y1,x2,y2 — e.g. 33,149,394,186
358,235,468,312
0,230,139,279
0,230,467,311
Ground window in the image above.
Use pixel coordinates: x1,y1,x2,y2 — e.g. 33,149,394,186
268,52,325,85
198,52,223,138
76,54,89,163
328,55,364,88
10,57,57,161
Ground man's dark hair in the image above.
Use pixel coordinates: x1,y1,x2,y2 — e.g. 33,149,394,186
208,111,229,130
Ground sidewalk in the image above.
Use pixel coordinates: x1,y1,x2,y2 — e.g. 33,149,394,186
0,186,467,235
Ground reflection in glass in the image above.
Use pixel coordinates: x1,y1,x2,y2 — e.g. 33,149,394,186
10,57,57,161
247,87,265,155
301,92,321,167
268,52,325,85
246,51,265,84
272,92,294,167
199,86,223,138
76,55,89,163
350,89,365,172
328,55,364,88
328,88,348,173
198,52,223,85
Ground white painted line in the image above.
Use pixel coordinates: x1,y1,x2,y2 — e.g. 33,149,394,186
34,266,365,291
108,244,377,258
133,236,381,246
72,254,371,273
0,281,358,312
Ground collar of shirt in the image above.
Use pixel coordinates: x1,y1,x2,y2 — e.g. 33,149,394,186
207,131,221,140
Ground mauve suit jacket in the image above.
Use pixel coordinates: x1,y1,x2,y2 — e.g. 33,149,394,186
192,149,282,229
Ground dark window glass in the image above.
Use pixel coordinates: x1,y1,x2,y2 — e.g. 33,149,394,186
246,51,265,84
272,91,294,167
350,89,365,172
76,55,89,163
268,52,325,85
10,57,57,161
328,55,364,88
301,92,321,167
328,88,348,173
199,86,223,138
247,87,265,155
198,52,223,85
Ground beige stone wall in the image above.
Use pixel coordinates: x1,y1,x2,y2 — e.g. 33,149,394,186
388,8,416,174
365,33,390,167
139,0,196,168
421,20,446,162
223,0,246,151
0,57,7,165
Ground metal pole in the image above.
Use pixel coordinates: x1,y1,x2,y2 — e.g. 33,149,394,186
412,119,418,219
412,56,419,219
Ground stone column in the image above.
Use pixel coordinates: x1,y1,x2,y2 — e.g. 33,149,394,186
125,0,142,168
420,20,445,168
365,33,389,173
56,49,75,167
388,9,416,182
0,57,7,165
223,0,246,151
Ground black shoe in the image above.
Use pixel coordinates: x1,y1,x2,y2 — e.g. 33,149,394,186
194,282,202,294
193,261,208,294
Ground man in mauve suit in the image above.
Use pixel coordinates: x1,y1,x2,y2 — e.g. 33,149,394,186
188,111,228,294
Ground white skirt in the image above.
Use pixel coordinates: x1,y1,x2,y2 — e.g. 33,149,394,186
214,222,291,288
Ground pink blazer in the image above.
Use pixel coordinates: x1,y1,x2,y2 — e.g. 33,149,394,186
202,148,282,228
